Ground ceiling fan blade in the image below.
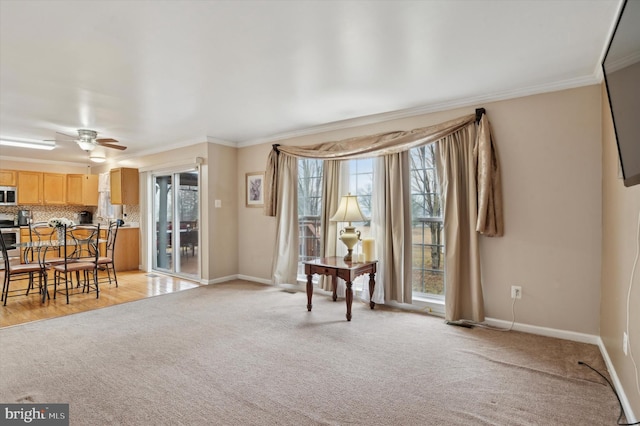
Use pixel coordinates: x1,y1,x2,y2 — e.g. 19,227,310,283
101,143,127,151
96,138,119,144
55,131,77,141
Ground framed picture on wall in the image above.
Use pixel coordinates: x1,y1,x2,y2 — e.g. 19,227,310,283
246,172,264,207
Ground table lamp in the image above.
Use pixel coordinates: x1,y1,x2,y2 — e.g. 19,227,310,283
330,193,367,262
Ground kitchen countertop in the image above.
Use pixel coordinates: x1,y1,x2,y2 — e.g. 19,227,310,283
19,222,140,229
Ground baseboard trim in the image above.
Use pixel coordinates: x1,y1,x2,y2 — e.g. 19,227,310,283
484,317,600,344
597,337,637,423
202,274,241,285
204,274,274,286
237,274,273,285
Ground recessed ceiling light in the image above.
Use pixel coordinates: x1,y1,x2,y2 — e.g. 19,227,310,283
0,138,56,150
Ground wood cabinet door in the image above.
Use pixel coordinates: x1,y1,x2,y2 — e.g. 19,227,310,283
110,168,123,204
17,171,43,204
0,170,17,186
43,173,66,205
110,168,138,205
67,174,98,206
114,228,139,271
66,174,83,205
82,174,98,206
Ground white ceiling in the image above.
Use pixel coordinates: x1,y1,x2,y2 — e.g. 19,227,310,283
0,0,621,165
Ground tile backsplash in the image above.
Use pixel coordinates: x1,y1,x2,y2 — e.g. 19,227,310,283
0,205,140,225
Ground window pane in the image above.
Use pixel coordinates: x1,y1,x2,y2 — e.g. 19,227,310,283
298,159,323,277
410,144,444,297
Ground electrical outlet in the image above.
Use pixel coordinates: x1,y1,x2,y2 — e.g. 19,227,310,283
511,286,522,299
623,332,629,356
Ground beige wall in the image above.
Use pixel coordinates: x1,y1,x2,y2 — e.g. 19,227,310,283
238,85,604,335
480,86,602,334
601,84,640,415
207,143,238,280
237,143,276,281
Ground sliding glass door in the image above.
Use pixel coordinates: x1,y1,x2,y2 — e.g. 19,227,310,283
153,169,199,279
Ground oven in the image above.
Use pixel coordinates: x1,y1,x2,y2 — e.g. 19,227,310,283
0,213,20,269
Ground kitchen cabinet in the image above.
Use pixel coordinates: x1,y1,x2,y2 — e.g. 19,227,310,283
110,167,139,205
0,170,17,186
67,174,98,206
17,171,42,204
112,227,140,271
16,172,66,205
43,173,66,205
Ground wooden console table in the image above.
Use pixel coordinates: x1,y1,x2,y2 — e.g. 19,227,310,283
304,257,378,321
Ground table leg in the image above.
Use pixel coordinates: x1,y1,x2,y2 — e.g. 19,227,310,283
369,272,376,309
332,276,338,302
345,281,353,321
306,274,313,311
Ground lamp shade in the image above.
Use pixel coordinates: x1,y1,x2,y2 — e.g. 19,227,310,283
330,194,366,224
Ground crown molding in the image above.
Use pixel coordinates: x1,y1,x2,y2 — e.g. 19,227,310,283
206,136,237,148
111,136,213,163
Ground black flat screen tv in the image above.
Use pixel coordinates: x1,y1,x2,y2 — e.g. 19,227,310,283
602,0,640,187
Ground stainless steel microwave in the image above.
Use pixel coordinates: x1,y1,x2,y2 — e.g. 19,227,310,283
0,186,17,206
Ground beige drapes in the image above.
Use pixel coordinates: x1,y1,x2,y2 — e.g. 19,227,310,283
268,114,475,164
319,160,340,291
382,152,413,303
264,111,502,315
437,125,484,322
271,153,299,285
265,113,478,217
475,115,504,237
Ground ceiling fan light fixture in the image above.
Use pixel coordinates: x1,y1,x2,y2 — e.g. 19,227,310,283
77,140,96,151
78,129,97,140
89,155,106,163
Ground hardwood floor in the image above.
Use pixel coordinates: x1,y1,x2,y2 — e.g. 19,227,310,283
0,270,202,328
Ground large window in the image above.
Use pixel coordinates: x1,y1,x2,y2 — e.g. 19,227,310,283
297,152,444,299
298,159,323,276
410,145,444,297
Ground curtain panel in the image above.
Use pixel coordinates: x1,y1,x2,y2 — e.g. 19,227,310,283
271,153,299,285
318,160,340,291
475,115,504,237
436,126,484,322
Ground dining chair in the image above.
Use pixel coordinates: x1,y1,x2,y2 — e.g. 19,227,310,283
51,224,100,304
28,222,66,266
97,220,119,287
1,230,48,306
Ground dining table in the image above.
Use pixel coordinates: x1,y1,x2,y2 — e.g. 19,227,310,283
13,237,107,303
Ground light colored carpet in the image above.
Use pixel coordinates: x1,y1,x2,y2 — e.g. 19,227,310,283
0,281,621,425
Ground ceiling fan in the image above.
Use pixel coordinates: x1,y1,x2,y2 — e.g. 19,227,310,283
51,129,127,152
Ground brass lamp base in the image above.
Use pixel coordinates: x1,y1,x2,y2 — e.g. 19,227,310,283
339,225,361,262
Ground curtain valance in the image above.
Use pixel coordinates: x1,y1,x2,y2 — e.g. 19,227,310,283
265,113,475,216
274,114,475,160
264,111,503,238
